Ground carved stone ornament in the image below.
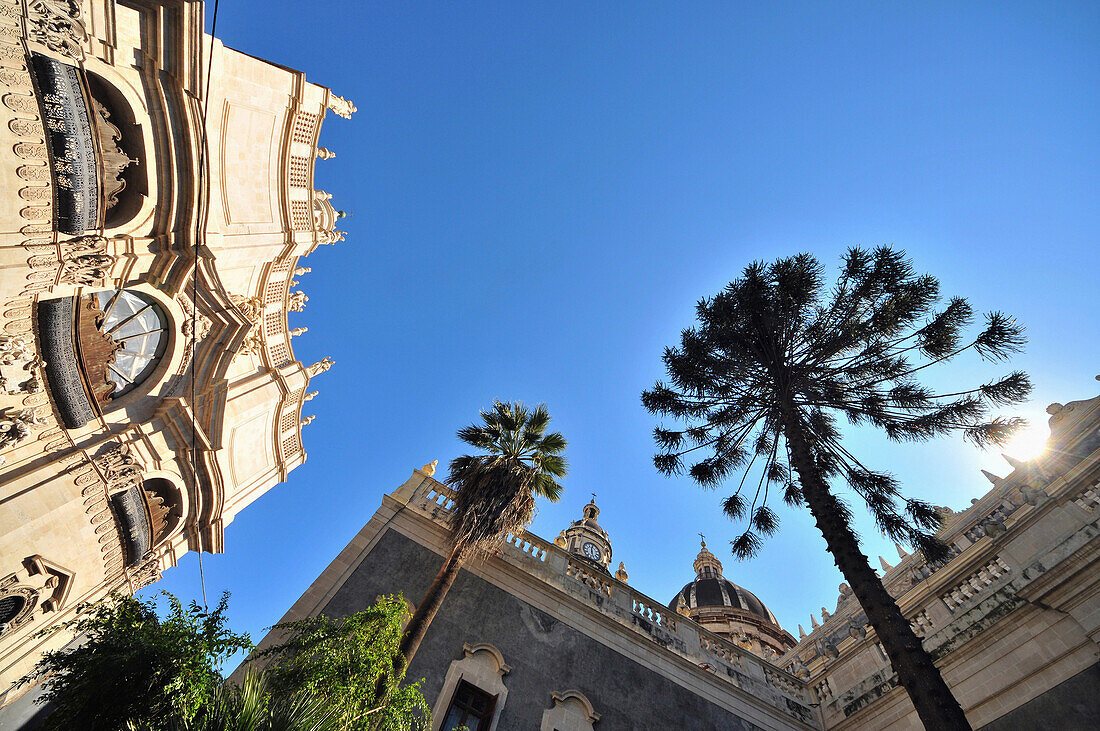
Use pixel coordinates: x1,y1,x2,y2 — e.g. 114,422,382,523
319,230,346,245
293,267,311,277
93,443,143,493
25,0,88,60
326,94,356,119
299,415,315,428
129,556,161,590
89,99,136,210
0,408,45,452
287,291,307,312
288,327,307,337
420,459,437,476
0,335,33,366
303,390,318,402
237,327,264,357
60,235,115,285
316,147,335,160
230,294,263,322
306,357,333,378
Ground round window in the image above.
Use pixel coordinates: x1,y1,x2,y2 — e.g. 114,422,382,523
94,290,168,398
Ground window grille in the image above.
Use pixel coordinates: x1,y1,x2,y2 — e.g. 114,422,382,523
264,279,285,305
291,112,317,144
265,312,283,337
268,342,290,367
290,200,311,231
282,435,300,457
288,156,310,188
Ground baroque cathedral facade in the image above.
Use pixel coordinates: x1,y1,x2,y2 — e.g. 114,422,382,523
251,383,1100,730
0,0,352,706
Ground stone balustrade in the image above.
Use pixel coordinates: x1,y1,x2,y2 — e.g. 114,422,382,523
941,556,1011,612
401,477,815,722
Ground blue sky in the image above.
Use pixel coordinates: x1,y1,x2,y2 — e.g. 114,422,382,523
151,1,1099,648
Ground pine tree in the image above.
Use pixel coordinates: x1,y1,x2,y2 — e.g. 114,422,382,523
643,248,1029,730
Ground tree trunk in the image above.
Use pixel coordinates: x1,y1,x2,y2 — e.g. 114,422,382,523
369,542,470,731
400,542,468,663
781,406,971,730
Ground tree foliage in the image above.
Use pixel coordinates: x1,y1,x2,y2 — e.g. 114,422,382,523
446,400,568,553
256,596,430,731
18,592,252,731
167,668,339,731
643,247,1030,560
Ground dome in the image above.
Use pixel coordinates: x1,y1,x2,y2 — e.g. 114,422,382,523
667,538,780,625
669,577,779,625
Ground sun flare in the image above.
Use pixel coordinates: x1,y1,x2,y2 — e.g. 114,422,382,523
1002,420,1050,461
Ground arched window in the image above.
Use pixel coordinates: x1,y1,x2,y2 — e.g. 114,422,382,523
92,290,168,398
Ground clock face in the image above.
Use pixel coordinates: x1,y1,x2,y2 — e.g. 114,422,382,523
582,542,602,561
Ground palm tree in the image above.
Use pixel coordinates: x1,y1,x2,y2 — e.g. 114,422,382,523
401,400,568,664
642,248,1029,730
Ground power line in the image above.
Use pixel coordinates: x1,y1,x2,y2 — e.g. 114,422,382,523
190,0,221,611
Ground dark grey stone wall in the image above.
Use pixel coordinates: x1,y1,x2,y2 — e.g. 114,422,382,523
979,661,1100,731
323,529,767,731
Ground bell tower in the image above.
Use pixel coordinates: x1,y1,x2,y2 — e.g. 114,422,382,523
554,498,613,571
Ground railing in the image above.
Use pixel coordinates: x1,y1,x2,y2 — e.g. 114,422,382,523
565,559,612,597
419,484,455,512
504,531,548,562
941,556,1011,612
765,666,803,697
700,633,742,668
632,595,677,632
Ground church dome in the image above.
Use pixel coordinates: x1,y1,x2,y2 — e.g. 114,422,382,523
670,577,778,625
668,538,784,629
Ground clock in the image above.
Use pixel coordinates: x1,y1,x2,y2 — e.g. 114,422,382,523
582,542,602,561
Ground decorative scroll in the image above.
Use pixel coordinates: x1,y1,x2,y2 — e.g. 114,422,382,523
90,99,135,209
30,52,99,233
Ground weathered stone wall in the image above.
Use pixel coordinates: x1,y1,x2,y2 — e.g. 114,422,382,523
979,662,1100,730
322,529,768,731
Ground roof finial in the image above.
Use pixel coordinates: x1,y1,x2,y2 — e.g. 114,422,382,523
699,532,706,548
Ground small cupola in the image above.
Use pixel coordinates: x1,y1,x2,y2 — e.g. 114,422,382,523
693,538,724,579
560,497,613,572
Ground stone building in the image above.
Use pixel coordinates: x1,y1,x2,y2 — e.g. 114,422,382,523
0,0,352,705
252,381,1100,730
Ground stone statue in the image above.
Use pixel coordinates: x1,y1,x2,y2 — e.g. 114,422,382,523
287,291,308,312
306,357,334,377
421,459,438,476
327,93,357,119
